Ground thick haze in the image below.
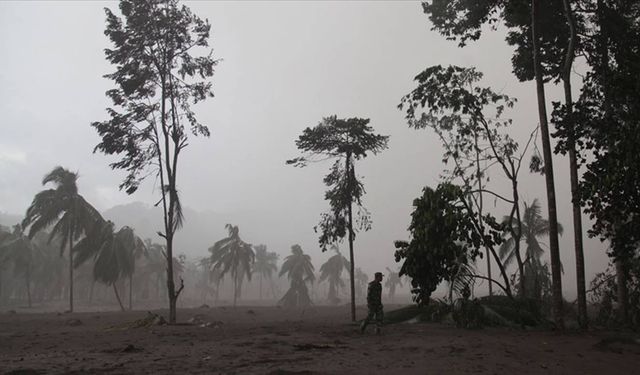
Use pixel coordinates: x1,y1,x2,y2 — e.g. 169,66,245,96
0,1,608,298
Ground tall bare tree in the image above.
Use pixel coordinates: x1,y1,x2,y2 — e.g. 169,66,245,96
92,0,218,323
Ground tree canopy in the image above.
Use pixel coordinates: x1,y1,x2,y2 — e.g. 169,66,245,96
395,183,503,306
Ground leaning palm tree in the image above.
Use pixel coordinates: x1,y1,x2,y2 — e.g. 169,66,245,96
21,166,103,312
209,265,223,305
279,244,315,308
384,267,404,303
318,245,350,304
30,233,65,303
208,224,255,307
125,234,147,310
499,199,564,300
252,244,279,300
73,221,140,311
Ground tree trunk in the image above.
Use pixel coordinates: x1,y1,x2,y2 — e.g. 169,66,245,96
233,274,238,307
26,263,32,308
89,280,95,303
531,0,564,329
508,173,526,298
259,273,263,300
129,274,133,311
474,133,493,297
346,151,357,322
68,226,74,313
113,283,125,312
486,248,493,296
615,259,629,325
167,238,177,322
561,0,587,329
487,243,513,298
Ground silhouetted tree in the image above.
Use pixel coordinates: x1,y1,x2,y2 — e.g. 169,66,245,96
208,225,255,307
22,166,102,312
422,0,569,328
554,0,640,326
288,116,388,321
556,0,587,329
0,224,43,308
499,199,563,301
279,245,315,308
74,221,144,311
395,183,504,305
0,225,11,303
252,244,278,300
354,267,368,300
318,245,350,304
384,267,403,303
399,65,538,298
92,0,218,323
141,239,167,301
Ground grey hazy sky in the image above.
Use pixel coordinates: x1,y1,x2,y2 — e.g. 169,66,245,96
0,1,608,298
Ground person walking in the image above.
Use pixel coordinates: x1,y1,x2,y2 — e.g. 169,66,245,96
360,271,384,334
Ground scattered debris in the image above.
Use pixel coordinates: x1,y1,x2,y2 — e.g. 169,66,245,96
293,343,335,351
109,312,167,330
247,309,256,315
7,310,17,315
187,315,223,328
200,321,223,329
104,344,143,354
65,319,83,327
187,315,207,325
4,368,45,375
594,336,640,354
121,344,143,353
199,304,210,309
267,369,315,375
141,312,167,327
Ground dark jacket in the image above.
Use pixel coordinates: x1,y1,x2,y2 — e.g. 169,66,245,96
366,280,382,308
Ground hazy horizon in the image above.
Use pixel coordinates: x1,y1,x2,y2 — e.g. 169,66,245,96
0,1,610,299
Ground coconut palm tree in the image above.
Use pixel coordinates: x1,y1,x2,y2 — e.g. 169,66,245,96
31,233,65,303
21,166,103,312
141,239,167,300
73,221,141,311
499,199,564,300
209,265,223,305
208,224,255,307
319,245,350,304
125,234,147,310
252,244,278,300
0,225,14,303
279,244,315,308
385,267,404,303
0,224,45,307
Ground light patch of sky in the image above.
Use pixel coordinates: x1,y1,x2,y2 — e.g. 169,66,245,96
0,1,607,298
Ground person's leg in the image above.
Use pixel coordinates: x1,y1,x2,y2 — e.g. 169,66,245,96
374,307,383,334
360,308,374,333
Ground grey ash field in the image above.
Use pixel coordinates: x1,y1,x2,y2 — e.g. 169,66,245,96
1,305,639,374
